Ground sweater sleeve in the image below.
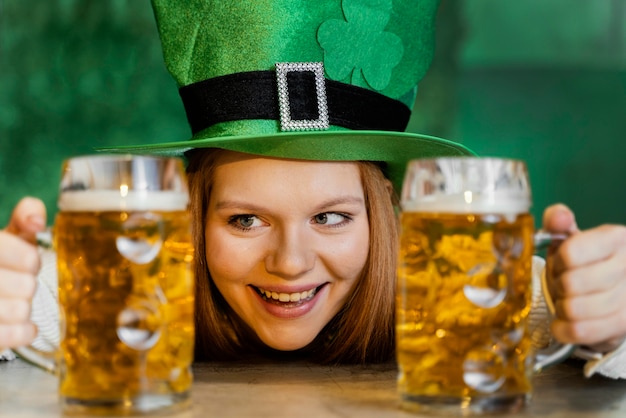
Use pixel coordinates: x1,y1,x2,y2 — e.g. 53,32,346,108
0,248,59,361
29,247,60,352
530,256,626,379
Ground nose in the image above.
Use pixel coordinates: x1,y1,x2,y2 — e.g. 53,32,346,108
265,226,315,279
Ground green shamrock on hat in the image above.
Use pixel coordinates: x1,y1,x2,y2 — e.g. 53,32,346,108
317,0,404,91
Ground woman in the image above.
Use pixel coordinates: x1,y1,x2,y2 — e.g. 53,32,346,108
3,0,626,378
187,149,397,363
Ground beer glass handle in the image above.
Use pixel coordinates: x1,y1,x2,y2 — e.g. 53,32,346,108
534,230,568,251
12,346,57,375
532,230,576,372
11,228,58,375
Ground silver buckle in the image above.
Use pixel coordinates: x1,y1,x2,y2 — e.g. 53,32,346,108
276,62,329,132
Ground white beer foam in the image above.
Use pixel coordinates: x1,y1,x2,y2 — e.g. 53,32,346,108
402,194,529,215
58,190,188,212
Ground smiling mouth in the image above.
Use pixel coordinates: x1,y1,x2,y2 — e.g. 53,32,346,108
253,285,322,306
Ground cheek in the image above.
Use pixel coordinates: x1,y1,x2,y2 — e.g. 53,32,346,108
204,228,248,285
329,224,370,281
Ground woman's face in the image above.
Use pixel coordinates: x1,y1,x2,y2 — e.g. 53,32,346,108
205,151,370,351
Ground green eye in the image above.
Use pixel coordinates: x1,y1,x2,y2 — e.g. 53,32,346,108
228,214,261,230
313,213,348,226
239,216,255,228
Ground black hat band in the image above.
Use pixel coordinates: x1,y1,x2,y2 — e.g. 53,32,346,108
179,68,411,135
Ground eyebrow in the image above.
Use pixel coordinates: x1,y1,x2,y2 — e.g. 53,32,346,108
214,196,365,212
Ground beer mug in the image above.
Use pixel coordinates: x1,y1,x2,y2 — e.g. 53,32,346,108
14,155,195,415
396,157,573,415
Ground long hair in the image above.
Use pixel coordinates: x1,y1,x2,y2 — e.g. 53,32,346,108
185,148,399,364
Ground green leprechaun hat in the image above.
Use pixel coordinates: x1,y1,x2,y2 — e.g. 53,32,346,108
102,0,475,192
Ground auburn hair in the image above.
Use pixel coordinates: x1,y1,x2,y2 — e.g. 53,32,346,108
185,148,398,364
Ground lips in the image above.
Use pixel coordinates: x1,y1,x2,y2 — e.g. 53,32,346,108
248,283,328,319
253,285,322,306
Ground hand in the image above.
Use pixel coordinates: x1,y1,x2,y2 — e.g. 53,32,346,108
543,203,626,353
0,197,47,349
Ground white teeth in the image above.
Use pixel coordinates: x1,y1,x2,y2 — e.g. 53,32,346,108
258,287,317,302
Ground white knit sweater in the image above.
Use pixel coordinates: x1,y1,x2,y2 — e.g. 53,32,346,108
1,248,59,361
3,253,626,378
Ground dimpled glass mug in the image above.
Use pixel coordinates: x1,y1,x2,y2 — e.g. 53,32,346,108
396,157,573,415
14,155,195,415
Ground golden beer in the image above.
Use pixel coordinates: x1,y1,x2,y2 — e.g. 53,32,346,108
9,155,194,414
396,211,534,408
54,204,194,408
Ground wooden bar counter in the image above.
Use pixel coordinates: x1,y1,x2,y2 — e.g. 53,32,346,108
2,358,626,417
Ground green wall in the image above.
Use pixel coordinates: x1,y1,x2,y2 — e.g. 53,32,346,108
410,0,626,228
2,0,625,229
0,1,188,224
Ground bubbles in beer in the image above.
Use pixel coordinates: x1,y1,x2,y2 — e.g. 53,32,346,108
116,213,164,264
55,209,194,403
396,211,534,401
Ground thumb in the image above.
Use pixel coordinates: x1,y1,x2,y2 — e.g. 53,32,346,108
542,203,580,280
4,197,48,243
542,203,579,235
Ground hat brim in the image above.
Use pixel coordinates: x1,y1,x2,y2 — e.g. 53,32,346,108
98,130,476,193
